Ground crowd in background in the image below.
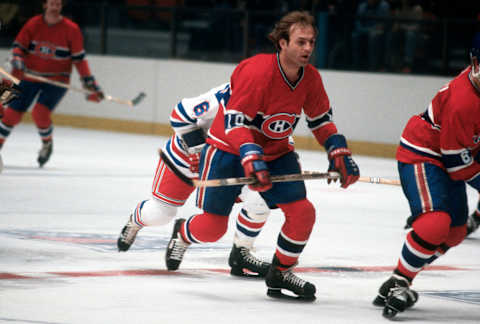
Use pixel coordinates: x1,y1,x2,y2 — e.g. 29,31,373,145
0,0,479,75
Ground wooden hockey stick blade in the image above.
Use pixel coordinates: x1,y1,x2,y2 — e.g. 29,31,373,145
0,67,20,85
192,171,340,187
131,92,146,106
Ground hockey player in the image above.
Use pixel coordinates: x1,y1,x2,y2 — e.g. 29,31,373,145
165,10,359,301
0,0,104,168
373,35,480,318
117,83,273,278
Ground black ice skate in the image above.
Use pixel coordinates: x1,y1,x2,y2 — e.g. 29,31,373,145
373,275,418,319
265,256,316,301
117,214,142,251
37,140,53,167
228,244,271,278
165,218,189,271
466,212,480,236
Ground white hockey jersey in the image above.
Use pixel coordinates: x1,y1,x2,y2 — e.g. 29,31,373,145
162,83,230,178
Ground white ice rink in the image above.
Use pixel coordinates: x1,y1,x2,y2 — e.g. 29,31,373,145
0,124,479,324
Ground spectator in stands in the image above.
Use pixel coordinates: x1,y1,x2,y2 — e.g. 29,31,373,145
387,0,423,73
351,0,390,71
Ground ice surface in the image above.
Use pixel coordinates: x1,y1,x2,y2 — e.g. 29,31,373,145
0,124,479,324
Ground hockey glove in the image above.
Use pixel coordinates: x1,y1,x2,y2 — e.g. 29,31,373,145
325,134,359,189
82,75,104,102
0,79,20,105
11,56,25,79
181,128,206,174
240,143,272,192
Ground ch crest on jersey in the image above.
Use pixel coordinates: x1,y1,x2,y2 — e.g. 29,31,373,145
34,42,55,57
261,113,296,139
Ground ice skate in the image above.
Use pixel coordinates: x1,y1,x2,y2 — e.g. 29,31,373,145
165,218,189,271
466,212,480,236
117,214,142,251
228,244,271,278
37,140,53,167
373,275,418,319
265,256,316,301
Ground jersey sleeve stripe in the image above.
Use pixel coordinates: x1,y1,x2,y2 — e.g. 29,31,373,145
441,149,474,173
175,102,196,124
306,107,333,130
400,137,442,159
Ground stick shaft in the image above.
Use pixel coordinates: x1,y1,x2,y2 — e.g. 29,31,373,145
0,67,20,85
358,176,400,186
24,72,90,94
192,172,401,187
192,171,339,187
24,72,137,107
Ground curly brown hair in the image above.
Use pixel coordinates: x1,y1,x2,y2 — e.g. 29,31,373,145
268,11,318,52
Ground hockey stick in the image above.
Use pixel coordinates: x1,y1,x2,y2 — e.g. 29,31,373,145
0,66,20,85
192,171,340,187
23,72,146,107
192,172,401,187
159,148,400,187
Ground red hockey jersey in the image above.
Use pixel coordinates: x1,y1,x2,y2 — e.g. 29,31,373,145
397,67,480,185
12,15,92,83
206,53,338,161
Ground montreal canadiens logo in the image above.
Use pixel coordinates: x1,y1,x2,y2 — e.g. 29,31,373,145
35,42,55,57
261,113,296,139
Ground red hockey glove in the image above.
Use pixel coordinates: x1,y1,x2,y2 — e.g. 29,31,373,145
0,79,20,105
82,76,104,102
325,134,359,189
240,143,272,192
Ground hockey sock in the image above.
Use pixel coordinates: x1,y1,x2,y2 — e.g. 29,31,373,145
234,208,266,249
133,199,178,227
275,199,316,266
32,103,53,142
395,211,450,280
0,108,23,146
182,212,229,244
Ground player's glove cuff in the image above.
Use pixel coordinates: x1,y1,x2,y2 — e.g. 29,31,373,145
324,134,348,153
240,143,264,160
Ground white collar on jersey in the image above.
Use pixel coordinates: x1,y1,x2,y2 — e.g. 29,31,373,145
276,52,304,91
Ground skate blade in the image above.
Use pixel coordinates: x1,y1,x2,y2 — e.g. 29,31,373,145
372,295,386,307
382,306,398,319
117,241,130,252
267,288,316,302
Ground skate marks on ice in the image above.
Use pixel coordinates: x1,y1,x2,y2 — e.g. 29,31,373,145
0,227,474,281
421,290,480,305
0,265,474,281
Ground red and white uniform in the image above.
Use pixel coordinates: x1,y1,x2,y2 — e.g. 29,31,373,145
12,15,92,82
397,67,480,186
163,83,230,179
207,53,338,159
